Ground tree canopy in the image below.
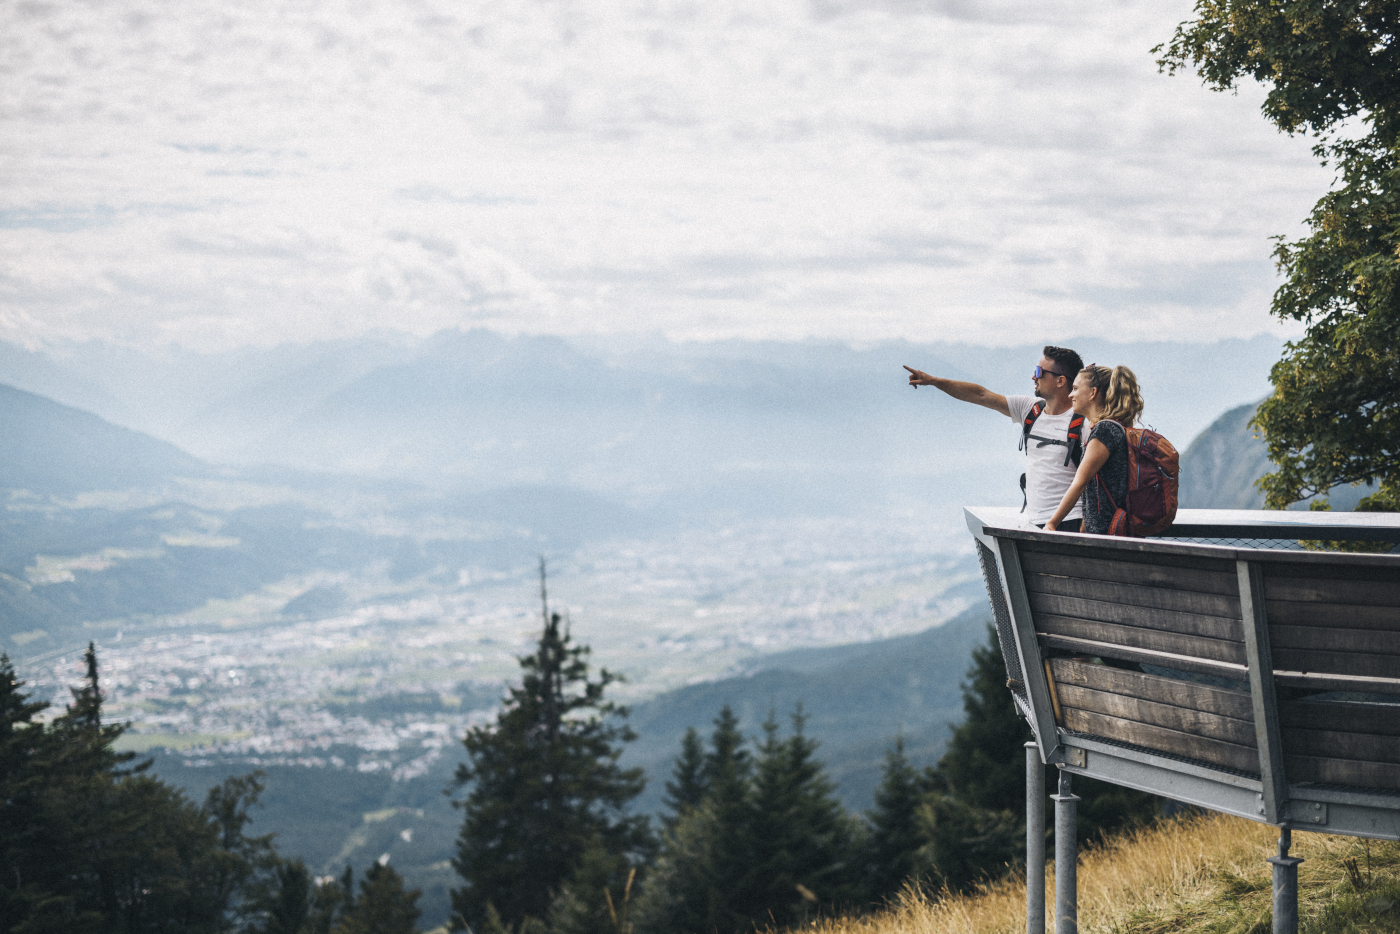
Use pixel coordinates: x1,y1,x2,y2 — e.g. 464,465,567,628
0,645,370,934
450,564,650,932
1158,1,1400,510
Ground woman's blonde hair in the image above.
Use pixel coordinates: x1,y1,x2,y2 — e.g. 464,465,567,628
1082,364,1144,426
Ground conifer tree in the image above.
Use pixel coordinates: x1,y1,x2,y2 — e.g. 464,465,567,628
335,863,421,934
635,706,859,934
862,737,928,904
632,705,752,934
450,562,650,932
742,710,862,925
0,648,287,934
660,727,707,828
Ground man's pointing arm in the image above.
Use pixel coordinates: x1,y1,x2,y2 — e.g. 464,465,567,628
903,366,1010,417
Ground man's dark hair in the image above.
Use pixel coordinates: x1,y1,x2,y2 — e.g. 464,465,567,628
1043,346,1083,381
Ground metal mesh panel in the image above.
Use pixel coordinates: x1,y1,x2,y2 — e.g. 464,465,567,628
976,540,1028,703
1158,536,1396,553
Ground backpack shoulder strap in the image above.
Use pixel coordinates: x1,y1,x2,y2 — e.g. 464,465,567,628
1064,413,1085,466
1018,401,1045,452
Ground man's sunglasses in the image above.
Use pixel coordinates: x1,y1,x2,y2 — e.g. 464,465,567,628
1033,366,1067,380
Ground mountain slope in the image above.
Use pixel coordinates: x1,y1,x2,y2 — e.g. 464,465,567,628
623,594,992,814
0,384,208,494
1178,399,1370,510
1178,401,1270,509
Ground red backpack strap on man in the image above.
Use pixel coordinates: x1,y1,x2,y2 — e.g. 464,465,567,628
1017,401,1044,512
1018,401,1045,452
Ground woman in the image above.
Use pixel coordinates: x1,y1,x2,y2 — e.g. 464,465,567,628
1044,364,1144,534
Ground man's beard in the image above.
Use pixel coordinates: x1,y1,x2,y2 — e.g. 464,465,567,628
1034,386,1046,399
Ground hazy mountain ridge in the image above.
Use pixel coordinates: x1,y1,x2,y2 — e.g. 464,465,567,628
0,332,1286,511
1177,399,1369,510
0,383,209,494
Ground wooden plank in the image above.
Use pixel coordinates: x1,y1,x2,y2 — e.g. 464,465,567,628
1282,727,1400,765
1266,601,1400,632
1037,633,1248,680
1026,574,1241,619
1284,755,1400,791
1057,683,1257,746
1275,671,1400,695
1264,575,1400,608
1048,657,1253,719
1270,624,1400,655
1272,647,1400,680
1030,592,1243,641
1280,700,1400,736
1020,550,1239,596
1036,615,1247,664
1060,706,1260,773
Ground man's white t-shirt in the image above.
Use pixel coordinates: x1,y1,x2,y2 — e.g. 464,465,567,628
1007,395,1083,526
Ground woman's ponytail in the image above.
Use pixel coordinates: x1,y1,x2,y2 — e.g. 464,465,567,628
1101,365,1144,426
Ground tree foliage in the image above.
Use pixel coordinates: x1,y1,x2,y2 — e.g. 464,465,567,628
0,646,324,934
1158,2,1400,509
633,707,861,934
450,565,650,932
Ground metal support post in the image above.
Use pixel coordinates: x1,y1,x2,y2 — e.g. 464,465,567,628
1026,742,1045,934
1267,828,1303,934
1052,767,1079,934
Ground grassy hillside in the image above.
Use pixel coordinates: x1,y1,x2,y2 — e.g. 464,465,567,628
811,812,1399,934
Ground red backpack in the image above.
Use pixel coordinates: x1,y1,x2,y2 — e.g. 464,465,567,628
1093,420,1179,537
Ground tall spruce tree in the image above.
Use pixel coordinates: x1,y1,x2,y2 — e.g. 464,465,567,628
660,727,707,829
632,705,754,934
741,710,862,925
450,562,650,932
334,863,421,934
635,706,860,934
863,737,928,904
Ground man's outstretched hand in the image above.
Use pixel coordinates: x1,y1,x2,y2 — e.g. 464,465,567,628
904,365,937,387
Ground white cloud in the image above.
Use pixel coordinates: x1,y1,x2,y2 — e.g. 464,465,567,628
0,0,1326,350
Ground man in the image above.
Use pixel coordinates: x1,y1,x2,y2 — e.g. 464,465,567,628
903,346,1085,531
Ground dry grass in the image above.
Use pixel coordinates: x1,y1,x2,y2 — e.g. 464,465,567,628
810,812,1400,934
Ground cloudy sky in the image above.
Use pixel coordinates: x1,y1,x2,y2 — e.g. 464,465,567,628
1,0,1329,351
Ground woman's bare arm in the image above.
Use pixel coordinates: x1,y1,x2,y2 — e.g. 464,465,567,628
903,366,1009,416
1045,438,1110,531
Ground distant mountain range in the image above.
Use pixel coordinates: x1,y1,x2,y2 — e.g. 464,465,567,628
0,331,1287,521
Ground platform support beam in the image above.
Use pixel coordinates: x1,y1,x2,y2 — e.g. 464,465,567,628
1027,742,1045,934
1268,829,1303,934
1052,768,1079,934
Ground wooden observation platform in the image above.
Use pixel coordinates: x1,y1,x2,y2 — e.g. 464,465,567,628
966,507,1400,934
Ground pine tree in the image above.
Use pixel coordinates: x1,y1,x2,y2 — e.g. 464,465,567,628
450,561,650,932
862,737,928,904
742,709,862,926
0,648,286,934
632,705,751,934
335,863,421,934
635,706,860,934
660,727,707,829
